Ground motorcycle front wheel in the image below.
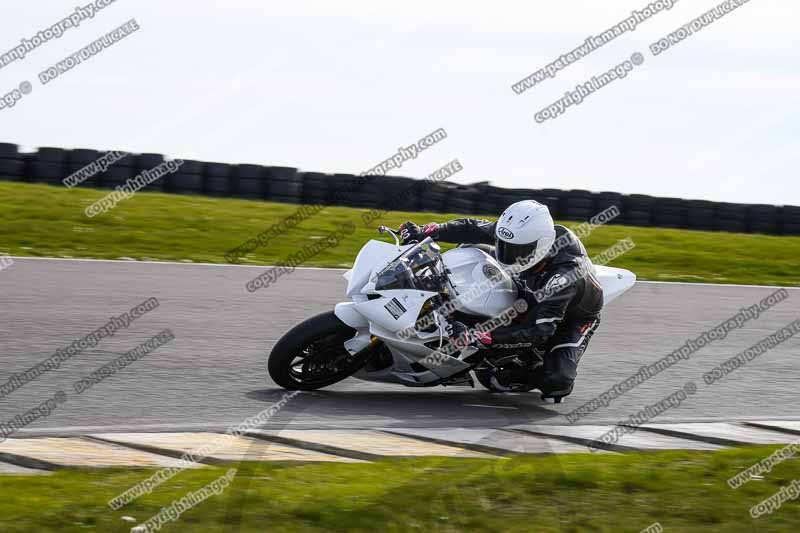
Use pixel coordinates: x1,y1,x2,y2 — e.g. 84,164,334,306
268,311,371,390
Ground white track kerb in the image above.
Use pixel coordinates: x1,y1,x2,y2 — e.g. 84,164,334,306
108,391,300,510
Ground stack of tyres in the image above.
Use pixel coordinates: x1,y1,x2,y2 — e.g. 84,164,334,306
594,191,625,222
301,172,331,205
266,166,302,204
30,147,68,186
652,197,686,228
4,139,798,238
98,151,134,190
534,189,562,219
204,162,234,196
473,183,508,216
368,176,418,211
778,206,800,236
135,153,166,192
417,181,449,213
515,188,544,209
325,173,357,207
713,202,747,233
67,149,104,188
235,164,268,200
335,173,387,208
324,173,354,207
170,159,204,194
747,204,779,235
492,188,527,217
623,194,654,227
686,199,714,231
349,174,383,208
560,189,594,222
376,176,420,212
0,143,25,182
442,183,480,215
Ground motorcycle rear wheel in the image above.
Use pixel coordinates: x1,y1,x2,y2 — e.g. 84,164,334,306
268,311,370,390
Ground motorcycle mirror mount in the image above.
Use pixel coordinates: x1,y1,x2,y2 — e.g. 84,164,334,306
378,225,401,247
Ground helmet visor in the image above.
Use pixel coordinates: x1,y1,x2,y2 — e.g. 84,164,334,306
495,238,540,268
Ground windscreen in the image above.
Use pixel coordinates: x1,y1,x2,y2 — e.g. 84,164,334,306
374,240,444,293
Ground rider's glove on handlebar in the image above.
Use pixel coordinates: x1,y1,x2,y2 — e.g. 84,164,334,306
473,330,492,345
399,221,422,244
399,221,440,244
447,321,492,350
422,223,440,238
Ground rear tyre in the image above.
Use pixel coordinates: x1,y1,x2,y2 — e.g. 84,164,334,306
268,311,368,390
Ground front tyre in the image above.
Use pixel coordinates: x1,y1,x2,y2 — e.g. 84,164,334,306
268,311,369,390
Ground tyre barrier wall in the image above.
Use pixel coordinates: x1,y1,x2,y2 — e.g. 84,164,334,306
1,142,798,236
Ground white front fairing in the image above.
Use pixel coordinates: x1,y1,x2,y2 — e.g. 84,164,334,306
344,239,405,298
334,238,637,388
337,239,483,386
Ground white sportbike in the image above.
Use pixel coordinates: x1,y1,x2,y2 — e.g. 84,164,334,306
268,227,635,398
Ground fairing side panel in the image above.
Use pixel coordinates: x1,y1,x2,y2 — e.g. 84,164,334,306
441,247,517,317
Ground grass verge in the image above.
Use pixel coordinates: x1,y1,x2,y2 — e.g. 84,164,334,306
1,182,798,286
1,446,799,532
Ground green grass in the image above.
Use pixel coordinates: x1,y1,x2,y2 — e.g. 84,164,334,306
1,447,800,532
1,182,798,286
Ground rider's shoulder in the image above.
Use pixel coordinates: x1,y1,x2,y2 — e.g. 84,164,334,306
551,225,586,262
553,225,581,246
553,224,572,236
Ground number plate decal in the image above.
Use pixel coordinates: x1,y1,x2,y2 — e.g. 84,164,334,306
384,297,407,320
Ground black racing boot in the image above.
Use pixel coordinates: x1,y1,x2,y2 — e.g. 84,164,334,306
537,352,578,403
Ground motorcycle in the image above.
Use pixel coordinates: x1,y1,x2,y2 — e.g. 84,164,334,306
268,226,636,399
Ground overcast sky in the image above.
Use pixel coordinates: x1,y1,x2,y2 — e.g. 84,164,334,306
0,0,796,205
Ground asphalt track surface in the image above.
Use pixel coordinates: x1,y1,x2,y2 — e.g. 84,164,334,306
1,258,798,437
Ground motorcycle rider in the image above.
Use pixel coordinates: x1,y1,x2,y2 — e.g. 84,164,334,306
399,200,603,400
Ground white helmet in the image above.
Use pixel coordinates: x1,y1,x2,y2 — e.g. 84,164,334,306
495,200,556,271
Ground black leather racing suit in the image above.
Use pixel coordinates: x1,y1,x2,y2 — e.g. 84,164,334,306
431,218,604,396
